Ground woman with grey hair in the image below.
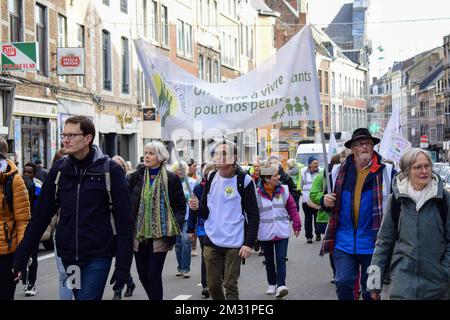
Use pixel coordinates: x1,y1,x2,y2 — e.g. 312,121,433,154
127,141,186,300
368,148,450,300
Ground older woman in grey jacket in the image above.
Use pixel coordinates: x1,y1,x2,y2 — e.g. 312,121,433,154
368,148,450,300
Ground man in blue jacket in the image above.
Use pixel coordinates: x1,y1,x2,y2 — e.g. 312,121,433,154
13,115,133,300
321,128,395,300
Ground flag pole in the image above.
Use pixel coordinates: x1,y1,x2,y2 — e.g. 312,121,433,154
169,140,194,199
319,120,332,195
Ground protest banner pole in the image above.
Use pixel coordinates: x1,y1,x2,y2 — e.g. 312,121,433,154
169,140,194,199
319,120,332,195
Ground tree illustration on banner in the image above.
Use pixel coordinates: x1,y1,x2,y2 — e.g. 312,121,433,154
152,74,177,126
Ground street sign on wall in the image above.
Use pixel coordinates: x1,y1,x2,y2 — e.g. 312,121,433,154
57,47,85,75
1,42,37,71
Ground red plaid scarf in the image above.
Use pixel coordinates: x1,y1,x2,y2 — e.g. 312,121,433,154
320,153,384,256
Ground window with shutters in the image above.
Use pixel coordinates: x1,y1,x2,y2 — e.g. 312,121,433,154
35,3,48,76
58,14,67,82
161,5,169,45
121,37,130,94
120,0,128,14
9,0,23,42
102,30,112,91
77,24,85,87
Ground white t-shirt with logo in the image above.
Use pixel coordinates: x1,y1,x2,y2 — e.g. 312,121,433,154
204,173,252,248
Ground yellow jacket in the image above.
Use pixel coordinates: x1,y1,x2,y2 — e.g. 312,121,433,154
0,159,31,255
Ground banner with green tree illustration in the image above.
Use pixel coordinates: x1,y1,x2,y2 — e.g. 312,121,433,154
134,25,322,140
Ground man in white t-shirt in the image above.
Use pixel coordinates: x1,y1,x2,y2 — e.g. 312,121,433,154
189,140,259,300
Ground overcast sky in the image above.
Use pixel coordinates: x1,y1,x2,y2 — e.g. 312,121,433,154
308,0,450,79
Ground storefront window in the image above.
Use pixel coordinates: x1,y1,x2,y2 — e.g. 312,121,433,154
21,116,47,165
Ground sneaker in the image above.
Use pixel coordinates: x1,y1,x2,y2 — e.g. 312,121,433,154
191,249,197,257
183,272,191,278
330,278,336,284
285,257,288,262
315,235,321,241
22,284,28,291
266,285,277,295
275,286,289,299
112,291,122,300
124,282,136,297
176,271,184,277
25,284,36,297
307,238,313,244
201,288,210,298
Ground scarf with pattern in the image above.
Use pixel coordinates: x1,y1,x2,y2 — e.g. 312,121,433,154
136,166,180,241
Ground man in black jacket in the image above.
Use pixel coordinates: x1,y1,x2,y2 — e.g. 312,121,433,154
189,140,259,300
13,116,133,300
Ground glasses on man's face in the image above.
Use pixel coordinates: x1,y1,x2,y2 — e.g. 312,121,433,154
412,163,431,172
352,141,374,148
60,133,85,141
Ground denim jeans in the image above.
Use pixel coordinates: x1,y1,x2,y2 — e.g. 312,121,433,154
54,235,72,300
175,221,192,273
62,257,112,300
198,236,207,288
333,249,372,300
134,241,168,300
260,238,289,287
22,243,39,286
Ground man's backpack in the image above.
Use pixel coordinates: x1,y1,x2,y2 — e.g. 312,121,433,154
53,158,117,236
390,192,448,240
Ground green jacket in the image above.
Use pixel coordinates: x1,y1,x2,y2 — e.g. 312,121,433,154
370,172,450,300
309,171,329,223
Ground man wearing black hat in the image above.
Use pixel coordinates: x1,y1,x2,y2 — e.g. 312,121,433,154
320,128,395,300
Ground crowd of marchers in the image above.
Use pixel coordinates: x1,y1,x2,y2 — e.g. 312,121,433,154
0,116,449,300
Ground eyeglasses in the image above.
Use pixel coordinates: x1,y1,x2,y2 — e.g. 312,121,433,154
411,164,431,172
60,133,85,140
352,141,374,148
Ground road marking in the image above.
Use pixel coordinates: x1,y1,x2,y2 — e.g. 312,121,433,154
37,253,55,261
172,295,192,300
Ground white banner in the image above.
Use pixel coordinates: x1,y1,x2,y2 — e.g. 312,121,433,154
379,104,401,159
134,25,322,140
385,131,412,164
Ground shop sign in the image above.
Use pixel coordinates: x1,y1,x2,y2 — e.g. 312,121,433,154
1,43,37,71
57,48,85,75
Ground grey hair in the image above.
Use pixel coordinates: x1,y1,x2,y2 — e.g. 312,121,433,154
399,148,433,176
144,141,170,163
202,163,216,178
171,161,188,173
112,155,129,172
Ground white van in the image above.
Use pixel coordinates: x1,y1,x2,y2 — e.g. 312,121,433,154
296,143,328,167
295,142,344,167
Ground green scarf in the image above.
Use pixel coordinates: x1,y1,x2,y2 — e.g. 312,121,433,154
136,166,180,241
